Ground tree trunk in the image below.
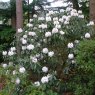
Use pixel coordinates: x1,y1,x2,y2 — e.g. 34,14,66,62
16,0,23,55
90,0,95,22
10,0,16,29
16,0,23,30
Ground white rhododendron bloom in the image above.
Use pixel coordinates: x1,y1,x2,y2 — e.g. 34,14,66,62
48,51,54,57
64,21,69,25
2,64,7,68
39,24,47,29
42,48,48,54
62,15,67,20
52,28,58,34
22,46,27,50
2,51,7,56
8,51,14,56
15,78,20,84
46,16,51,22
89,21,94,26
38,17,45,21
18,28,23,33
78,15,84,18
66,16,70,22
54,21,59,25
34,81,40,86
29,24,33,27
27,44,34,50
85,33,91,38
38,25,42,28
72,60,76,64
19,67,26,73
45,32,52,37
31,57,38,63
10,47,16,51
29,19,33,22
41,24,47,29
68,54,74,59
78,10,82,14
67,43,74,48
55,24,61,29
25,31,28,33
41,76,49,83
28,32,36,36
33,14,37,18
59,18,63,22
59,31,65,35
27,23,33,27
13,70,16,75
70,9,78,17
35,6,39,10
42,66,48,73
22,39,27,44
23,35,27,38
43,39,47,43
53,17,58,21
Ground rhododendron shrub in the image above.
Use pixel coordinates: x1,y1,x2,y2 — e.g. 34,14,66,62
0,2,94,95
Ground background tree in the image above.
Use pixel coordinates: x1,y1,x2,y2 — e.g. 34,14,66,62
90,0,95,22
16,0,23,29
29,0,50,17
69,0,79,10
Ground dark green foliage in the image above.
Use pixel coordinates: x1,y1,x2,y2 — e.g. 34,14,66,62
73,39,95,95
79,0,89,20
0,26,15,62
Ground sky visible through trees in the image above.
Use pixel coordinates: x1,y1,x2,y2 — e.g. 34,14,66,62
0,0,64,7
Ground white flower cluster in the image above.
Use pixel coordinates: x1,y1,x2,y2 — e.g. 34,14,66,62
68,54,74,59
42,48,48,54
42,48,54,57
41,76,49,83
27,23,33,27
3,47,16,56
2,0,94,90
27,44,34,50
85,33,91,38
87,21,94,26
52,28,58,34
34,81,40,86
15,78,20,84
19,67,26,73
2,51,7,56
46,16,51,22
33,14,37,18
30,56,38,63
45,32,52,37
18,28,23,33
67,43,74,48
39,24,47,29
67,42,74,60
38,17,45,21
2,63,7,68
42,66,48,73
